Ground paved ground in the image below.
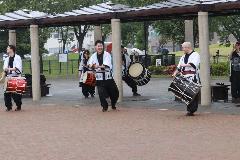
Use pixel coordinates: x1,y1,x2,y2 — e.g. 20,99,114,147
0,78,240,160
1,78,238,114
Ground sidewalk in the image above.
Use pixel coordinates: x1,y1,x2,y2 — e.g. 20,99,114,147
1,78,238,115
0,78,240,160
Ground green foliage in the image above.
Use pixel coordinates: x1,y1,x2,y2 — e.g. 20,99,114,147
211,62,230,76
0,30,8,53
153,19,185,48
210,16,240,44
148,65,176,75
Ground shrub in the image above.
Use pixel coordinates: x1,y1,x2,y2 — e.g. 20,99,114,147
148,65,176,75
210,62,229,76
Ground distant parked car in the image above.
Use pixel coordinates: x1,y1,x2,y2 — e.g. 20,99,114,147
24,54,31,59
129,48,145,55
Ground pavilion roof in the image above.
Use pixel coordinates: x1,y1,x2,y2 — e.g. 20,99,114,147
0,0,239,28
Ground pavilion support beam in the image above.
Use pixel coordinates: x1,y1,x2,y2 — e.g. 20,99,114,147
9,30,16,46
184,20,194,46
111,19,122,102
198,12,211,107
30,25,41,101
94,25,102,42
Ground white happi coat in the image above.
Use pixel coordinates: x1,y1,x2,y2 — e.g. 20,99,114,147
3,54,22,76
177,51,200,83
88,51,113,81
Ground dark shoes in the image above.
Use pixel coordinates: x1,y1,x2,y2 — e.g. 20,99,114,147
133,92,141,96
186,112,194,116
102,107,108,112
6,106,21,112
15,107,21,111
112,106,116,110
6,107,12,112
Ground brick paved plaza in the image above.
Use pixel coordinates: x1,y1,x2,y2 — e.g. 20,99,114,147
0,78,240,160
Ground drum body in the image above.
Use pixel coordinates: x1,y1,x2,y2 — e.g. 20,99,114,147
5,77,27,94
82,71,96,86
168,76,201,105
128,62,151,86
135,69,151,86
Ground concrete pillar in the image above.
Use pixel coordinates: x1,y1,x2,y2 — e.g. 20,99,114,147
9,30,16,46
30,25,41,101
111,19,123,102
198,12,211,107
184,20,194,46
94,25,102,42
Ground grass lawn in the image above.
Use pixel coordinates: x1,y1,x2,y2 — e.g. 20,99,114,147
172,43,233,57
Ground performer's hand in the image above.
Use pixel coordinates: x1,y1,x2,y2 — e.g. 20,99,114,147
180,64,186,67
99,65,105,69
94,64,99,69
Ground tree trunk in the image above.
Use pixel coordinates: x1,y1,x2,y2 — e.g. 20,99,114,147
73,25,90,53
60,27,69,53
172,41,176,52
40,54,43,74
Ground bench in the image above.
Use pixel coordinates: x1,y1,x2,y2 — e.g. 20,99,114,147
23,83,51,98
211,83,230,102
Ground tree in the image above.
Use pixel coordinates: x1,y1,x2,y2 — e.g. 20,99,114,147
73,25,91,52
153,19,185,51
210,15,240,46
101,0,166,50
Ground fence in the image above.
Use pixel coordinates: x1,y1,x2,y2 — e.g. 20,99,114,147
148,54,230,66
0,59,80,78
0,54,230,77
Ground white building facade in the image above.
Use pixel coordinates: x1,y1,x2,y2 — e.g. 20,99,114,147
44,29,95,54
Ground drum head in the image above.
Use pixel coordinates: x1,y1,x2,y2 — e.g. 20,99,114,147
128,63,144,78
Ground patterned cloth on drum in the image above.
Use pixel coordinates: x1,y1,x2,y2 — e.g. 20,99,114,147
168,75,201,105
4,77,27,94
82,71,96,86
128,62,151,86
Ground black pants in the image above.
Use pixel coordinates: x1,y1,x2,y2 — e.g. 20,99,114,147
4,92,22,109
97,79,119,109
82,84,95,97
186,76,199,114
122,76,137,93
187,94,199,114
231,72,240,98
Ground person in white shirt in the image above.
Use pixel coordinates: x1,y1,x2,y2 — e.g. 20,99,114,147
121,45,141,96
78,50,95,98
88,40,119,112
172,42,200,116
3,45,23,111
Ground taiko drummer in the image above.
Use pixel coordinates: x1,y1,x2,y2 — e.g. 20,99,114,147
78,50,95,98
3,45,23,111
172,42,200,116
88,40,119,112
